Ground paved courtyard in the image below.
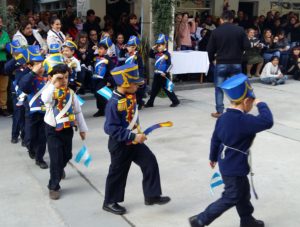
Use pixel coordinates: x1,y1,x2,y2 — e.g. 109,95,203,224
1,81,300,227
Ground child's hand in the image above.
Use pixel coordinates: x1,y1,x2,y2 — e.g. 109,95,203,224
51,73,63,86
209,161,216,169
254,99,261,105
80,132,86,140
161,72,166,77
107,82,111,87
134,133,147,144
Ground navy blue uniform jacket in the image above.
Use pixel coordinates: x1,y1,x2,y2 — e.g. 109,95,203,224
210,102,273,176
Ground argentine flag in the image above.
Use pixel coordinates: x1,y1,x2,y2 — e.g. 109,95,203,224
97,86,112,100
76,95,85,106
165,78,174,92
210,172,224,195
75,145,92,167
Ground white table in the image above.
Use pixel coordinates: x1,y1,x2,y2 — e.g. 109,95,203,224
170,50,210,83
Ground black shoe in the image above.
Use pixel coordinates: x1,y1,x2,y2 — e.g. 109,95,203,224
11,138,18,144
189,215,205,227
144,196,171,205
170,102,180,107
28,150,35,159
103,202,126,215
0,109,12,117
21,140,26,147
36,160,48,169
240,219,264,227
93,110,104,117
145,103,154,108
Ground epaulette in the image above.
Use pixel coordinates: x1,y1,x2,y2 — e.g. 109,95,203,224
117,98,127,111
164,54,168,60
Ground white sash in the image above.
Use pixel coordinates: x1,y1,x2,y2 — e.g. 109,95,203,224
55,90,74,124
127,106,139,130
29,82,49,110
155,55,166,67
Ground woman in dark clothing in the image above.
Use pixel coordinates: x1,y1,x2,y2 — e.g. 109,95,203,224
124,14,140,42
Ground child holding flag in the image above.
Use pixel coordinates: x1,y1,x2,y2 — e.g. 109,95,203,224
102,63,170,215
189,74,273,227
42,63,88,200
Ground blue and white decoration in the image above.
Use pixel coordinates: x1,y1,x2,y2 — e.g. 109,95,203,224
210,172,224,195
75,145,92,167
97,86,112,100
165,78,174,92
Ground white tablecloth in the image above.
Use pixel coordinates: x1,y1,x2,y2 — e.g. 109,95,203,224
170,51,210,74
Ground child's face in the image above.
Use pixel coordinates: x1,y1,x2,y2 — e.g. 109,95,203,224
293,49,300,56
243,98,254,113
271,58,279,66
98,46,107,56
126,45,136,53
79,37,87,44
52,72,69,88
157,44,166,52
62,47,74,58
125,83,139,94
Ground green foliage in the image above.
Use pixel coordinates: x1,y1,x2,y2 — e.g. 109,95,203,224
152,0,176,38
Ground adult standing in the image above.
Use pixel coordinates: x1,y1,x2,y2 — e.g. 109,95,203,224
83,9,101,36
61,4,76,34
0,16,11,116
47,17,66,50
178,12,195,50
207,10,250,118
13,20,47,53
124,14,140,42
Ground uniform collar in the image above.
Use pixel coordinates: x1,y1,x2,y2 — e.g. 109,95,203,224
226,108,245,113
113,90,125,98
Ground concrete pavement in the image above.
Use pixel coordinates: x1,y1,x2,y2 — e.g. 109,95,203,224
1,81,300,227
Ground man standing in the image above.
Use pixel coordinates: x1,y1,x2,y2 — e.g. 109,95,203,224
207,11,250,118
0,16,11,116
83,9,101,36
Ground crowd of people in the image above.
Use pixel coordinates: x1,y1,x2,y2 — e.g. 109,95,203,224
174,9,300,82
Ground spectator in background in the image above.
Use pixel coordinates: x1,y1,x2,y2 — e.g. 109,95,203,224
124,14,140,42
116,13,128,36
61,4,75,34
235,10,250,29
38,11,50,39
28,16,38,30
244,28,264,78
0,16,11,116
257,15,265,34
286,16,300,47
207,10,250,118
104,15,114,31
65,15,79,40
274,30,290,70
198,28,210,51
88,29,99,54
83,9,101,36
47,16,66,49
261,29,280,62
13,20,47,53
264,11,274,30
115,33,126,65
178,12,195,50
260,56,288,85
203,16,216,31
174,13,183,50
287,46,300,76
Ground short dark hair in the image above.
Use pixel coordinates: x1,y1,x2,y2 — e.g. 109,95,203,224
86,9,95,17
221,10,234,21
270,56,279,62
50,16,60,26
49,64,71,76
19,20,31,32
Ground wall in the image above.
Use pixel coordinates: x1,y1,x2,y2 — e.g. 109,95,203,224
89,0,106,28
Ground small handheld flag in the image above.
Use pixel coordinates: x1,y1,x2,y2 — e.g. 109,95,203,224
144,121,173,136
75,145,92,167
97,86,112,100
76,95,85,106
165,78,174,92
210,172,224,195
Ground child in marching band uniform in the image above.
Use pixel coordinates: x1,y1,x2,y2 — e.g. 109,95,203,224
92,36,115,117
62,40,81,91
189,74,273,227
145,34,180,108
18,47,49,169
102,63,170,215
125,35,145,109
42,63,88,200
5,40,28,145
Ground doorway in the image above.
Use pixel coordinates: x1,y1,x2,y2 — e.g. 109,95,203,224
106,0,131,25
238,1,258,19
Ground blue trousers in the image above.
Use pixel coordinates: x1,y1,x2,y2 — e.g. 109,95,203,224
104,138,162,203
197,176,254,225
214,64,242,113
11,94,25,140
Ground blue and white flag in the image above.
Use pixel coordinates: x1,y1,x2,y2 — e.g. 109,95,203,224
97,86,112,100
165,78,174,92
210,172,224,195
75,145,92,167
76,95,85,106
